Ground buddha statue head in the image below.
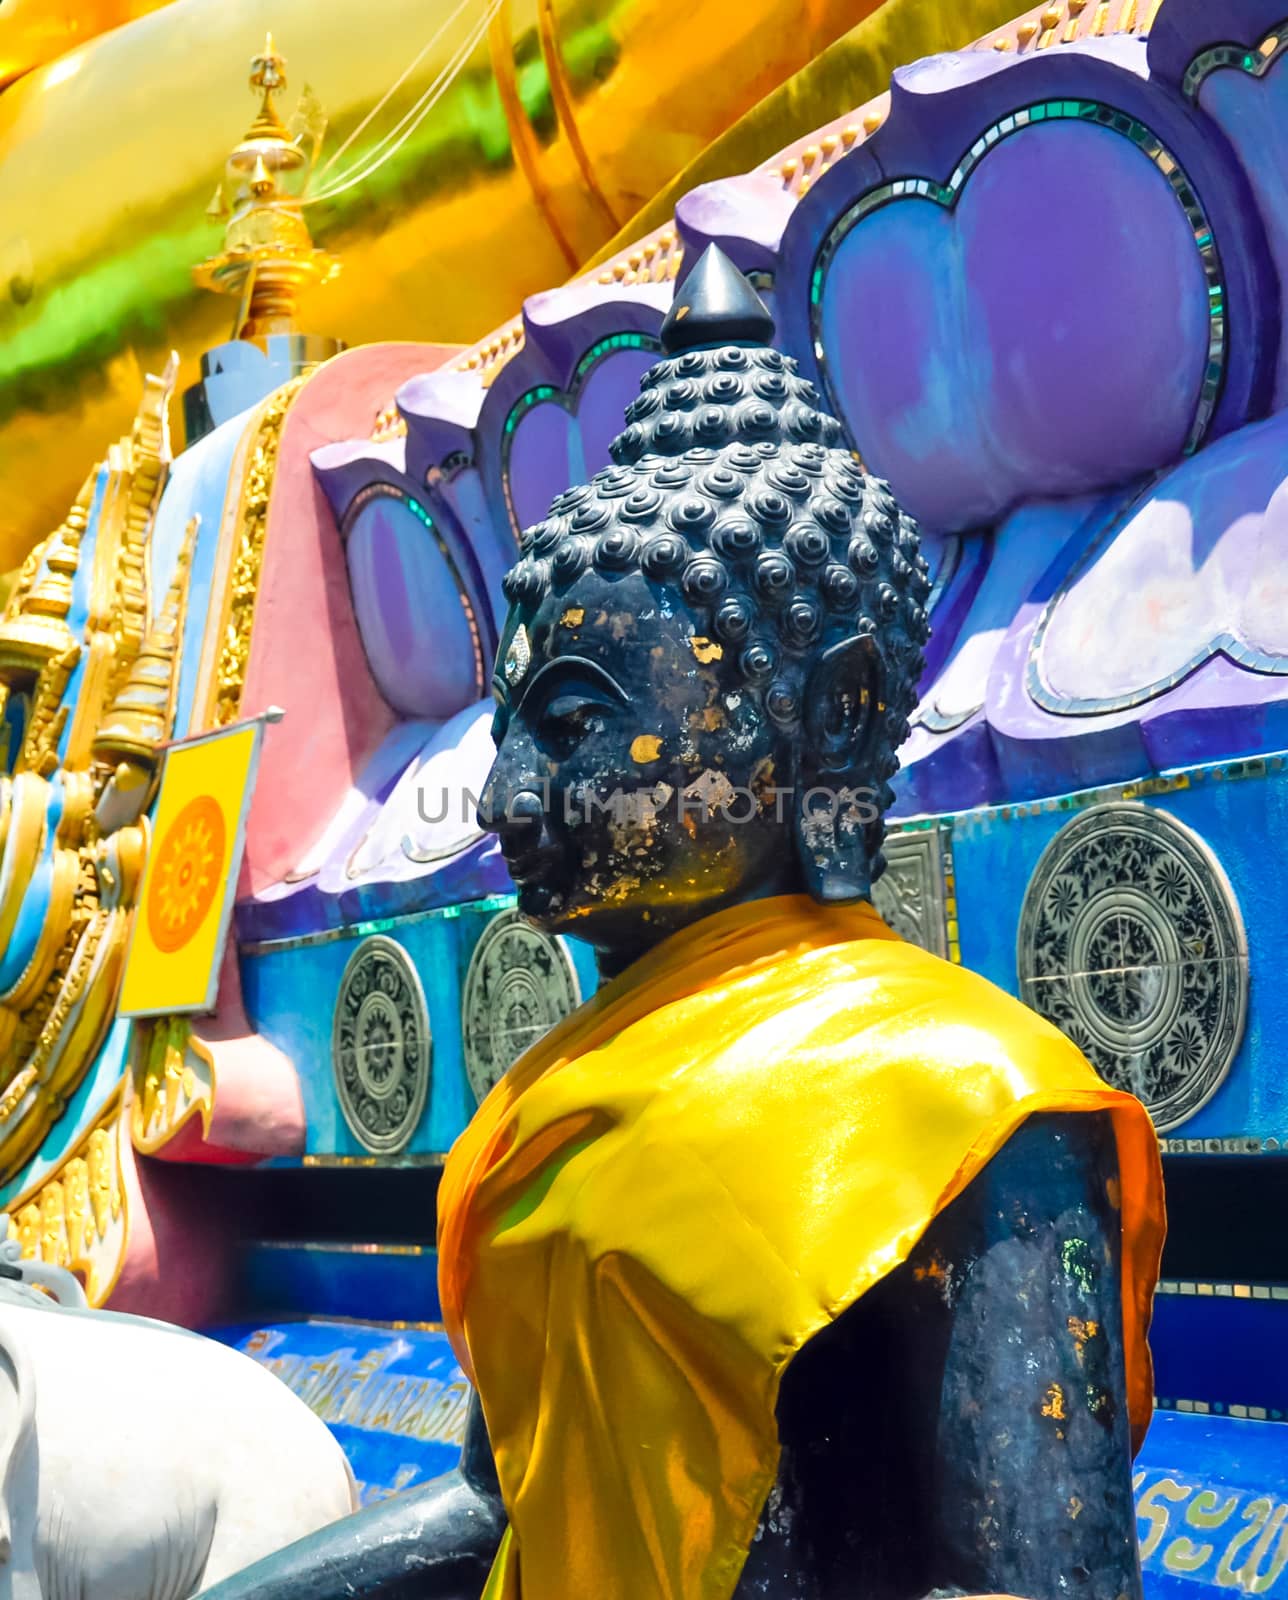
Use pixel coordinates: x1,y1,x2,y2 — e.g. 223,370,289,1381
479,247,930,972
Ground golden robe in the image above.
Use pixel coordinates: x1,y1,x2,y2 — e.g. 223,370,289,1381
438,895,1165,1600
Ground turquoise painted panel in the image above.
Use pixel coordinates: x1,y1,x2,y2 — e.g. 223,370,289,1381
389,910,473,1150
566,932,598,1001
242,933,402,1159
241,901,494,1157
240,896,601,1160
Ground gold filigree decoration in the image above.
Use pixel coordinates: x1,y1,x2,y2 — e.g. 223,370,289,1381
0,825,145,1183
18,642,82,779
12,1101,126,1305
0,472,92,683
105,354,178,706
132,376,308,1164
1,542,46,632
94,515,195,769
213,375,306,726
0,356,183,1189
132,1014,215,1154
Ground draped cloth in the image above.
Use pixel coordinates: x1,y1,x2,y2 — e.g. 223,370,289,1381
437,895,1165,1600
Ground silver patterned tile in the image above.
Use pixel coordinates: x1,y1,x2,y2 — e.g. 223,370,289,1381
872,823,952,961
1017,802,1247,1132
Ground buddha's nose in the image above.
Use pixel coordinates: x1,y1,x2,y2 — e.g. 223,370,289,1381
478,782,545,845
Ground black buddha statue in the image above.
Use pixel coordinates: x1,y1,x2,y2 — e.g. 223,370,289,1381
200,248,1161,1600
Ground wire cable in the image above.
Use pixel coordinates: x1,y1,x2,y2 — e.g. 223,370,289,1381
306,0,503,206
313,0,475,182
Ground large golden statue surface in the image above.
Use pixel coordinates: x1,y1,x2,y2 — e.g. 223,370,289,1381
0,0,1023,571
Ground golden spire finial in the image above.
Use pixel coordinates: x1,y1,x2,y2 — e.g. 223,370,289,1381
0,472,94,677
193,33,338,344
92,515,196,772
247,30,289,141
26,508,85,622
108,352,179,693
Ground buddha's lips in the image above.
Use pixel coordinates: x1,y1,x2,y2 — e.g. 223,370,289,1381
501,841,563,889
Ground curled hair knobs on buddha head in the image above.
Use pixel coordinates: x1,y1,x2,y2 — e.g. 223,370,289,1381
501,245,931,897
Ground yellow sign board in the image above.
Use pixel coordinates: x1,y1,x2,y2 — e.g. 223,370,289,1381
118,719,264,1017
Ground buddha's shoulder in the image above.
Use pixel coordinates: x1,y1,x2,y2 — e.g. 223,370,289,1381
761,936,1084,1061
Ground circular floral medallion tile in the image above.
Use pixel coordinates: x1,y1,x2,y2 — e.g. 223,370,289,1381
332,936,431,1153
1017,802,1246,1132
462,911,581,1105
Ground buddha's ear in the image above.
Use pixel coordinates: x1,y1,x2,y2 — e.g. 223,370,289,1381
793,635,884,904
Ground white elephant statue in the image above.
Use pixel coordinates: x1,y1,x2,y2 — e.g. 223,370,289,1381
0,1220,357,1599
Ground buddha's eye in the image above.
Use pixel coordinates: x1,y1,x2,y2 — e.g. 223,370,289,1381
535,693,610,759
